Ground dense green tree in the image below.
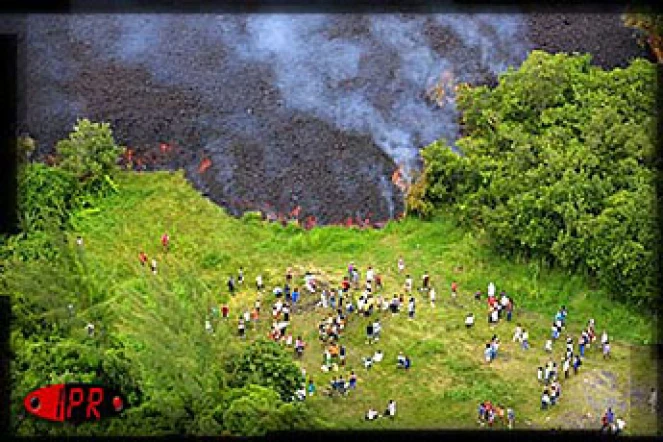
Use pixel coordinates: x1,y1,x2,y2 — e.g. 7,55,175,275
55,119,124,182
227,339,304,402
418,51,659,306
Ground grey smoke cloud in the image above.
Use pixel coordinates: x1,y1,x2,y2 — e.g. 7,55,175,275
33,13,531,178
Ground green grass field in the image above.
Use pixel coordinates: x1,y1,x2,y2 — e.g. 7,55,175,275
69,170,658,434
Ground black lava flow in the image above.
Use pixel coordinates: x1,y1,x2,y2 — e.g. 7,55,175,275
1,12,651,226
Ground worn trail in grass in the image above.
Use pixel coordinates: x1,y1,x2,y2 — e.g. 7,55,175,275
73,171,658,434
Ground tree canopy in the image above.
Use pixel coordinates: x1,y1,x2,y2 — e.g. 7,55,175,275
412,51,659,307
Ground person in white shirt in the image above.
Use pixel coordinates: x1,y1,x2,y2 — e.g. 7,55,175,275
405,275,413,293
256,274,264,291
544,339,553,353
513,324,523,342
408,297,415,320
521,330,530,349
76,236,84,246
373,320,382,341
397,352,406,367
541,390,551,409
601,331,609,345
365,408,380,421
366,266,374,283
488,282,496,297
537,366,544,383
151,258,157,275
243,310,250,323
320,291,328,309
205,319,213,334
397,257,405,273
385,400,396,418
614,417,626,435
86,322,95,337
373,350,384,363
465,313,475,328
490,308,498,324
563,357,570,379
429,287,436,308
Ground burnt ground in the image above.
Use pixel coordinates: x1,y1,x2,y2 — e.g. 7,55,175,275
0,11,652,225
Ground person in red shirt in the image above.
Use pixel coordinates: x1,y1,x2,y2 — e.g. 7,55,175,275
451,281,458,298
221,304,229,319
161,232,170,253
139,251,148,266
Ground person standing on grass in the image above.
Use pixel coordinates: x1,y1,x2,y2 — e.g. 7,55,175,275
505,297,514,322
521,329,530,350
451,280,458,299
563,357,570,379
601,330,609,347
256,274,264,291
422,272,430,292
541,389,551,410
603,340,611,359
537,366,544,383
228,276,235,295
474,290,482,301
488,282,496,298
408,296,415,320
430,287,436,308
238,317,246,338
339,345,347,367
513,324,523,342
384,400,396,419
349,371,357,389
544,339,553,353
243,309,250,325
373,319,382,341
579,332,587,357
151,258,158,275
161,232,169,253
375,273,383,291
507,408,515,429
484,343,493,363
405,275,413,294
398,256,405,273
573,354,582,375
465,313,474,328
237,267,244,285
139,251,148,267
366,266,374,284
366,322,375,345
477,402,486,423
76,236,84,247
566,336,574,354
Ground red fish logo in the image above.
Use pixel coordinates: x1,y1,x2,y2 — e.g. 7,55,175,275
24,384,126,423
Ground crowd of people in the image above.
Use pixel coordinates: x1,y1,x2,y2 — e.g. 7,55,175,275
111,232,648,432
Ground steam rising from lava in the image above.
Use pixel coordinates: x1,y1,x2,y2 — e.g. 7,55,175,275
60,13,530,179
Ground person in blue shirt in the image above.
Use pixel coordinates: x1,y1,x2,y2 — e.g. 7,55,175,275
307,379,316,396
349,371,357,389
404,356,411,369
477,403,486,422
291,288,300,304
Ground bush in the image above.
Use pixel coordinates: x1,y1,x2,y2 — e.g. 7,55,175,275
227,340,303,401
241,211,264,224
55,119,124,182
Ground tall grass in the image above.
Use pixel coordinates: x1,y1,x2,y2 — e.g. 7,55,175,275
63,170,658,434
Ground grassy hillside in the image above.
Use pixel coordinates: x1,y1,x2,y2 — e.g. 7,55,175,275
67,170,657,434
